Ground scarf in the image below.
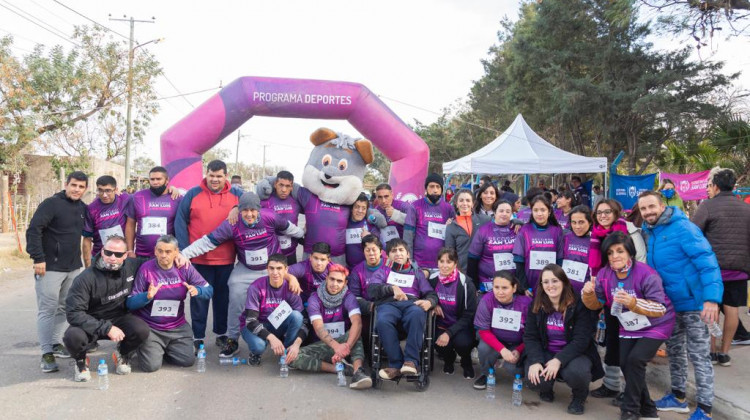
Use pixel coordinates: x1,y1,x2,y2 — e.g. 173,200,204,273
388,259,412,272
438,267,459,285
589,218,629,276
614,258,633,274
317,284,348,309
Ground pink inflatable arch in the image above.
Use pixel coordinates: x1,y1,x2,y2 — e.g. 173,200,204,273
160,76,430,201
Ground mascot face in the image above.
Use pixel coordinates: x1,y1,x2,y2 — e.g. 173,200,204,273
302,128,374,206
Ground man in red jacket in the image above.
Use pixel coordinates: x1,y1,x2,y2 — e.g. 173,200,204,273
175,160,242,353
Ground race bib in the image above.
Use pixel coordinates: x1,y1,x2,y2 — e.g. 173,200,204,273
381,226,399,242
278,235,292,250
324,321,345,339
346,228,362,245
562,259,588,282
244,248,268,266
151,300,179,317
427,221,446,240
99,225,124,244
529,250,556,270
141,217,167,236
618,310,651,332
269,301,293,329
386,272,415,288
493,253,514,271
491,308,522,331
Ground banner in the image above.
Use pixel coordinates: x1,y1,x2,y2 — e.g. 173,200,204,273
660,170,710,201
610,173,657,210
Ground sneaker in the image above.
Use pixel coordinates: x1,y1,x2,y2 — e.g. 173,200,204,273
710,352,718,365
471,347,480,365
41,353,59,373
655,392,689,413
74,358,91,382
342,362,354,377
687,407,712,420
612,392,625,407
731,333,750,345
473,375,487,390
591,384,620,398
640,406,661,420
717,353,731,366
350,367,373,389
620,410,639,420
400,361,418,376
219,338,239,358
540,390,555,402
379,367,402,380
215,335,229,348
52,344,71,359
248,353,262,366
193,339,204,356
462,364,475,379
112,349,131,375
443,362,454,375
567,398,585,415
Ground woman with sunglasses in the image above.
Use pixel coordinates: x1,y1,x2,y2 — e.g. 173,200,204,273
561,206,593,295
467,200,517,294
582,232,675,420
524,264,603,415
512,195,564,295
445,189,490,273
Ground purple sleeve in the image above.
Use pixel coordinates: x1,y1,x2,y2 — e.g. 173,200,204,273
468,225,485,256
130,267,150,296
344,293,360,316
184,265,208,287
288,262,306,279
594,273,607,305
296,187,312,208
348,268,362,297
556,227,564,259
123,196,135,219
274,213,290,232
370,268,387,285
416,271,434,297
640,272,668,305
405,204,417,228
447,203,456,219
473,295,491,330
208,220,234,244
512,229,527,259
245,283,261,312
306,294,322,319
288,290,304,312
83,208,94,234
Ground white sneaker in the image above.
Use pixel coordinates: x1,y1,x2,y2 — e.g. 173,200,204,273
112,350,132,375
74,358,91,382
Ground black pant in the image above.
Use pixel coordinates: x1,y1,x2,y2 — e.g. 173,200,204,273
604,307,621,366
286,254,298,266
619,337,663,415
63,314,150,360
434,327,474,367
525,351,592,400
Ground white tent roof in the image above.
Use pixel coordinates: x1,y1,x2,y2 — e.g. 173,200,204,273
442,114,607,174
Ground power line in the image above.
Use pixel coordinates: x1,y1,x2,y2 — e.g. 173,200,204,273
1,0,72,42
0,27,46,46
0,1,79,47
29,0,75,28
52,0,129,40
162,72,194,108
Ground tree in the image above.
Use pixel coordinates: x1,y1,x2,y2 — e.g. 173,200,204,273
132,155,156,177
0,26,161,170
639,1,750,45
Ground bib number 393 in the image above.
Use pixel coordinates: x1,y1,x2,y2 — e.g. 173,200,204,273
386,272,415,288
151,300,179,317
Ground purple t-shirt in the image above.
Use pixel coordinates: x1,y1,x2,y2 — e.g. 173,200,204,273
345,218,381,268
83,194,131,256
512,223,563,294
406,198,456,268
515,207,531,223
468,221,517,292
721,269,749,282
595,262,676,340
375,199,413,243
306,290,361,342
554,209,569,231
296,187,351,257
561,232,591,295
435,279,460,329
130,259,208,331
126,189,182,257
348,258,386,301
474,293,531,347
546,311,567,354
288,260,331,303
208,211,287,270
244,276,304,324
370,265,434,299
261,194,301,258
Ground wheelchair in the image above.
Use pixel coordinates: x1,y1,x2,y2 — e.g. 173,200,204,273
369,303,436,391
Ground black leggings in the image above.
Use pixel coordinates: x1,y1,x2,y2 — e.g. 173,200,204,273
604,307,621,366
63,314,150,360
525,351,593,400
434,327,474,367
619,337,663,415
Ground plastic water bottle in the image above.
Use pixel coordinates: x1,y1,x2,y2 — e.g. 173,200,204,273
512,374,523,406
707,321,723,338
610,282,625,316
336,362,347,387
196,344,206,373
596,312,607,345
486,368,496,400
279,351,289,378
97,359,109,391
219,357,247,366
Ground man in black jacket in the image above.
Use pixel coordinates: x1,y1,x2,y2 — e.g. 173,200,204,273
63,235,151,382
26,171,88,373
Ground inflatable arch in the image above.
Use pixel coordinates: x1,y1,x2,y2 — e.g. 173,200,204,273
160,76,430,201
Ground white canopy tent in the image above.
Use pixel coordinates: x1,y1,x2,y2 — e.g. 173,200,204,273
442,114,608,192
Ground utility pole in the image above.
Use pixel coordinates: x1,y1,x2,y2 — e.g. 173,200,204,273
262,145,267,178
110,15,155,187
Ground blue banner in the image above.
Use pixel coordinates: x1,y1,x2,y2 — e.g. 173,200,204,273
610,173,656,210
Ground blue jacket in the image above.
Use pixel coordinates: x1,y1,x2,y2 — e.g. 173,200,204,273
641,206,722,312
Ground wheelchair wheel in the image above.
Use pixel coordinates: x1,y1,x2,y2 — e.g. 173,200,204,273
415,375,430,392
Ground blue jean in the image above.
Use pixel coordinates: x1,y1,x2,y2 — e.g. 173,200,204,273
376,301,427,369
240,310,304,356
190,263,233,339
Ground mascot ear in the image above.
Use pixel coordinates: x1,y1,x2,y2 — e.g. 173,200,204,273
355,139,374,164
310,128,338,146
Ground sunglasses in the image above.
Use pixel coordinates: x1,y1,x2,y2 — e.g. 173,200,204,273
102,249,127,258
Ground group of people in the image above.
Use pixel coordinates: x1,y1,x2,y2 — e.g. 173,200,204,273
26,160,749,420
